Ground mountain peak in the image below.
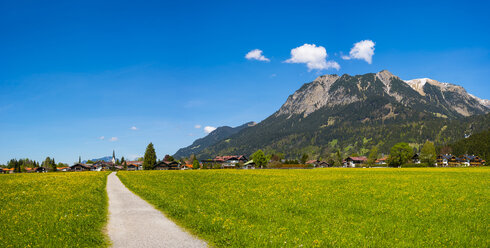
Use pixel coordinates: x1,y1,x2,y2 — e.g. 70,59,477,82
275,71,488,118
377,69,394,77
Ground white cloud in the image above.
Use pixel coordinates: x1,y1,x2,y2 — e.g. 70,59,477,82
110,137,118,142
285,44,340,71
245,49,270,62
204,126,216,134
342,40,375,64
194,124,202,129
98,136,105,140
130,126,138,130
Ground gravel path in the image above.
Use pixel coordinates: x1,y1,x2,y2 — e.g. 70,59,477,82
106,172,207,248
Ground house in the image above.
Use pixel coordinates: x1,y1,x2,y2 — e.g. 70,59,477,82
25,167,36,173
127,161,143,171
375,157,388,165
412,153,421,164
153,161,180,170
35,167,47,173
201,155,248,169
57,167,70,172
344,156,367,167
70,163,91,171
181,164,193,170
216,155,248,168
436,154,460,167
242,160,255,169
437,154,449,167
92,161,114,171
469,155,483,166
1,168,14,174
317,161,331,167
458,155,472,166
447,155,460,167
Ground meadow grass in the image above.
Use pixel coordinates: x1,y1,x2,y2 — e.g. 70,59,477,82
118,168,489,247
0,172,110,247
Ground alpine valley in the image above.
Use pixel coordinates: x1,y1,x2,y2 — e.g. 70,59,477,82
175,70,490,159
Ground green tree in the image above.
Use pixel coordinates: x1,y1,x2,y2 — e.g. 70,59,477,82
388,142,413,167
121,156,125,165
420,141,437,166
335,149,343,167
300,153,309,164
164,155,175,162
367,146,379,167
252,149,267,168
192,158,200,169
143,143,157,170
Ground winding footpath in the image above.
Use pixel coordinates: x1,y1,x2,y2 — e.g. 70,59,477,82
106,172,207,248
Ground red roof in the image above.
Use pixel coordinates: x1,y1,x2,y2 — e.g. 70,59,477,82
213,155,246,162
348,156,368,161
126,161,143,165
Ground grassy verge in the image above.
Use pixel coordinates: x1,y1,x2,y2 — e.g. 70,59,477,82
0,172,110,247
118,168,489,247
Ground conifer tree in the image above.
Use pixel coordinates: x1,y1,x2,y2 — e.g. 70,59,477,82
143,143,157,170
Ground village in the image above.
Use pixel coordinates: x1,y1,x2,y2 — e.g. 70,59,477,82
0,151,485,174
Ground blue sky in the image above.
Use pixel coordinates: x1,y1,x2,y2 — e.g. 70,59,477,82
1,0,489,164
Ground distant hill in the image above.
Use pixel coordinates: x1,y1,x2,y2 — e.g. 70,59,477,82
82,156,112,163
173,122,256,159
193,70,489,159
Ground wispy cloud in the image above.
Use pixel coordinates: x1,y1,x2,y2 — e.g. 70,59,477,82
204,126,216,134
194,124,202,129
110,137,118,142
342,40,375,64
98,136,105,140
130,126,138,130
245,49,270,62
285,44,340,71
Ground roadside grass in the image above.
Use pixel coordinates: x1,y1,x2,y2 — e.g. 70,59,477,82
0,172,110,247
118,168,489,247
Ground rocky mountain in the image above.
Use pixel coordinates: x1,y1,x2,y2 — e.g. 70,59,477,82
276,70,487,118
193,70,489,159
174,122,256,159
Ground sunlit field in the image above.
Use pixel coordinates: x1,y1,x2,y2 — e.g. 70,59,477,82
0,172,110,247
118,168,489,247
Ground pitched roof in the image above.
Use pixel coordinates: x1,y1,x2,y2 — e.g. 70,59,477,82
347,156,368,161
213,155,247,162
126,161,143,165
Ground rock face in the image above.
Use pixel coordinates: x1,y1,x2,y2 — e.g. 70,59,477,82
276,70,488,118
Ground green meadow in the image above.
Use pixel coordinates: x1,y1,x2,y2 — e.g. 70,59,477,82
118,168,489,247
0,172,110,248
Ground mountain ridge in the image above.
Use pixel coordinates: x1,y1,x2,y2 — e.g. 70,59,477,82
174,122,256,159
179,70,488,159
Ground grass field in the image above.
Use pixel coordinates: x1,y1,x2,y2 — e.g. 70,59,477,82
0,172,110,247
118,168,489,247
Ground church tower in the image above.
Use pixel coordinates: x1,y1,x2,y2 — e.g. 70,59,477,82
112,150,116,164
